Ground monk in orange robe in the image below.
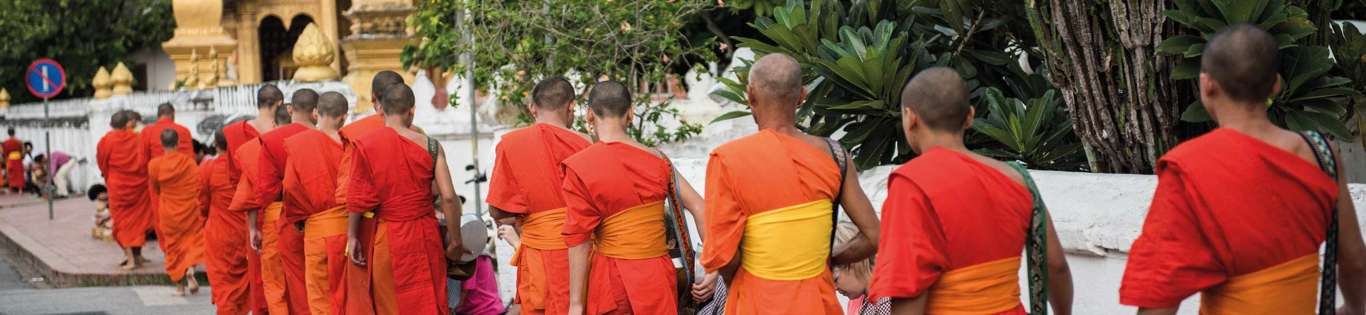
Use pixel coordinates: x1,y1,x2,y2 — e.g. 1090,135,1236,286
97,110,156,270
701,54,881,315
257,89,320,315
201,130,251,314
485,77,590,315
3,128,23,192
230,84,286,314
141,103,195,159
866,68,1073,315
148,129,206,296
561,81,711,315
284,92,349,315
339,70,405,315
1120,25,1366,315
345,84,460,315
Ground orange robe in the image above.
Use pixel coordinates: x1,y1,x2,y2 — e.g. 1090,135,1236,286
701,130,843,315
561,142,678,314
256,123,312,315
97,129,155,248
1120,129,1338,313
3,138,23,190
348,127,448,315
283,129,347,315
230,140,291,315
867,149,1031,314
148,151,205,283
141,118,194,229
222,121,267,314
201,157,251,315
336,114,384,315
487,124,590,315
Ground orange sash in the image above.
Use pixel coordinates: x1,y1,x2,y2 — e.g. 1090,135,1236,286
926,257,1022,314
304,205,349,237
520,208,569,251
594,201,667,259
1200,254,1319,315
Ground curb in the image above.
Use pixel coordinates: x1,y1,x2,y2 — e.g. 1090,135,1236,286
0,220,206,288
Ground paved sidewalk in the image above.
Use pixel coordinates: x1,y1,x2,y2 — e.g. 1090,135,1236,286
0,194,195,287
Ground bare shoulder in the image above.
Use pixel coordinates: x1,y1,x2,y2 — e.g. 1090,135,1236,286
1274,128,1320,166
968,152,1027,186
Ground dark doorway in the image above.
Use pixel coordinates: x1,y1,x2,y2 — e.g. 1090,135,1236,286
258,15,315,82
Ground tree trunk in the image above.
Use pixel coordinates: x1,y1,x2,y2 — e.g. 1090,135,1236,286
1027,0,1190,173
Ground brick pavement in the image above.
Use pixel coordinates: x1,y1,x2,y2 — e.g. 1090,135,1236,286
0,194,202,287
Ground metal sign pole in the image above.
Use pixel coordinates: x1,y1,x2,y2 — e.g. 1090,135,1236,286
44,96,52,220
461,9,483,218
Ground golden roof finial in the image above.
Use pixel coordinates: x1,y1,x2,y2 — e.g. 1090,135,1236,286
0,89,10,109
291,23,338,81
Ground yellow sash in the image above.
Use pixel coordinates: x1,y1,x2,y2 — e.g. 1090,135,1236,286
594,201,667,259
741,200,833,280
1200,254,1319,315
520,208,569,250
6,152,19,161
926,257,1022,314
303,205,349,237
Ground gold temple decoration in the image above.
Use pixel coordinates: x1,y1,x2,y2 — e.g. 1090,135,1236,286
292,23,339,81
202,48,220,88
0,89,10,109
183,51,201,90
111,63,134,96
93,67,113,99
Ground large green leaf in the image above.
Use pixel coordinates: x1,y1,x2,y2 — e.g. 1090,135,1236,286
709,111,754,124
1157,35,1203,55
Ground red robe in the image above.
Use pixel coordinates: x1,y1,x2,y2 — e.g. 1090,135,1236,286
561,142,677,315
868,149,1031,314
1120,128,1338,312
230,140,288,314
141,117,195,159
336,114,384,315
348,127,448,315
702,130,843,315
256,123,312,315
222,121,267,314
148,151,205,283
96,129,155,248
487,123,590,315
283,129,347,315
201,157,251,315
3,138,23,190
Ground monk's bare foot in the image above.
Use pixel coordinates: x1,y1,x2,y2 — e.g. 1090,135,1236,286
185,268,199,295
120,260,139,271
136,256,150,264
173,284,186,296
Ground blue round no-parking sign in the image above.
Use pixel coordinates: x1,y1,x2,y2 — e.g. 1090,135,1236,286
26,58,66,99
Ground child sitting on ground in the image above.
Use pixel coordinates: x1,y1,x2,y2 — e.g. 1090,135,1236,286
88,184,113,241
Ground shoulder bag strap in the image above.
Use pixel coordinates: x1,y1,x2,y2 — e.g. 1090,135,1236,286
1007,161,1049,315
1299,131,1339,315
823,138,848,259
657,150,698,313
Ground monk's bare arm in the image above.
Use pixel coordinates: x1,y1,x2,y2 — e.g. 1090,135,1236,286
346,212,366,266
1044,213,1073,315
247,210,261,251
1331,142,1366,314
832,164,879,265
567,243,591,315
889,296,928,315
488,206,520,228
1136,308,1178,315
676,173,706,240
433,147,463,260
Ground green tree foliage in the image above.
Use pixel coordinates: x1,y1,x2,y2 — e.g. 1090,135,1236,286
403,0,716,146
0,0,174,103
1330,22,1366,148
1158,0,1359,139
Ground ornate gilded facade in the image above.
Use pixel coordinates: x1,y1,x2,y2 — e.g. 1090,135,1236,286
162,0,416,112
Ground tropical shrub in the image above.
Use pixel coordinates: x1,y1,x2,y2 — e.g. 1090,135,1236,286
1157,0,1359,139
1330,22,1366,148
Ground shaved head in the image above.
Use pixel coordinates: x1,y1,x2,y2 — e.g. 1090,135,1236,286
157,103,175,118
160,129,179,148
1202,24,1280,103
109,110,131,129
257,84,284,109
290,89,319,113
901,67,971,132
532,77,575,110
317,92,349,118
748,53,804,108
371,71,405,105
380,84,416,115
587,80,632,118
